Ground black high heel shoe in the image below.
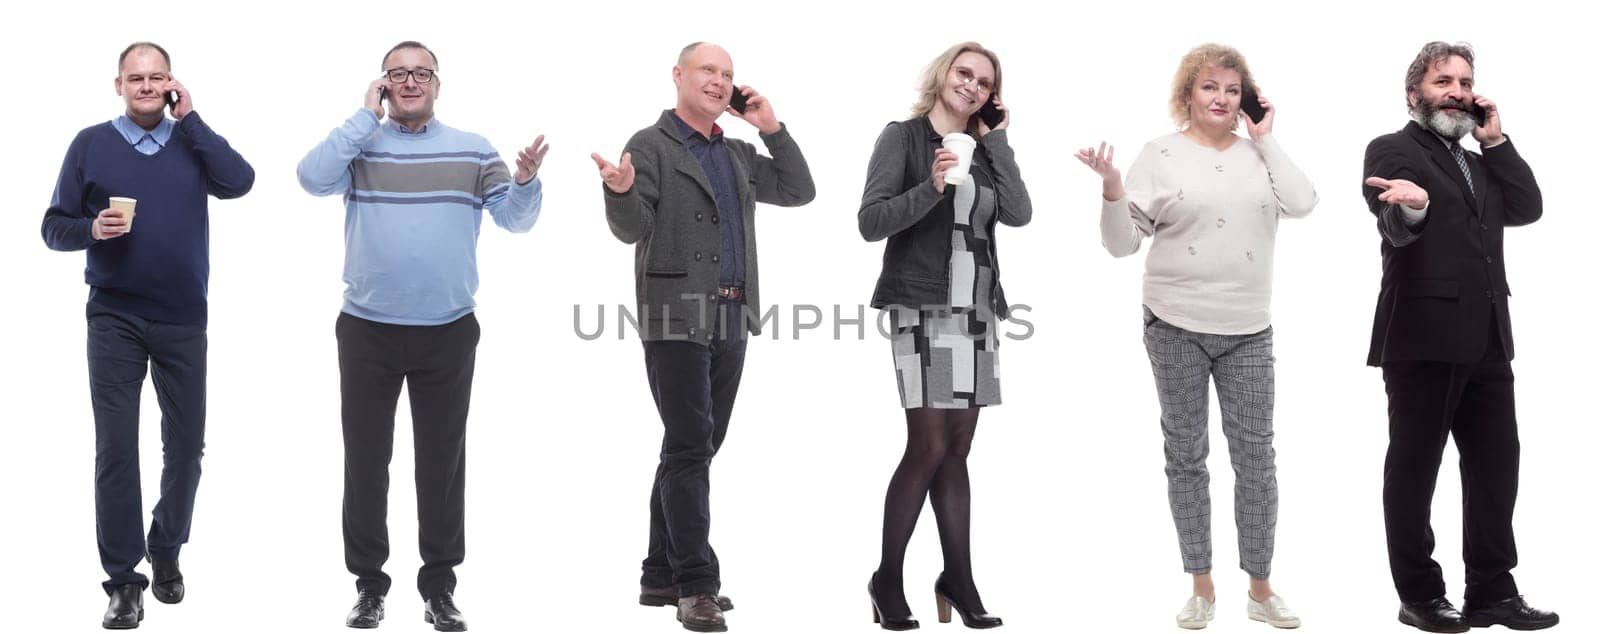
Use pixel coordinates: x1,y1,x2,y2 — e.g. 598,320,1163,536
869,572,920,630
934,572,1002,629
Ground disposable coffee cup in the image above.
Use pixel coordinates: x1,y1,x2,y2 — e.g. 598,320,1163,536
941,133,976,187
109,197,137,233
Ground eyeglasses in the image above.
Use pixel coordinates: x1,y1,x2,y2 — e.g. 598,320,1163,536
951,67,994,94
384,68,437,84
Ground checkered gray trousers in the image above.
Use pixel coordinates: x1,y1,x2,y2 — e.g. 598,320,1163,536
1142,307,1279,579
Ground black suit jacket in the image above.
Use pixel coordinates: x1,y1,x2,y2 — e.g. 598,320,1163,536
1362,121,1542,366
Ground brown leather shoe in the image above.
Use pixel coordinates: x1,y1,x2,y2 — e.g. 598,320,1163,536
676,594,728,632
641,586,734,611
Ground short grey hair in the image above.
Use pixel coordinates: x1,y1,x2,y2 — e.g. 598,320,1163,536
678,42,704,67
1404,41,1474,111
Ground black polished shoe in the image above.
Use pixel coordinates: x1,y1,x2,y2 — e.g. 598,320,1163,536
1463,596,1559,630
1398,597,1469,633
102,583,144,630
345,589,385,629
150,559,184,605
869,572,919,631
424,593,467,632
933,572,1002,629
640,585,735,611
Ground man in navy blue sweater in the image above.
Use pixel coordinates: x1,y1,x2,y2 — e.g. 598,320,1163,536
41,41,254,630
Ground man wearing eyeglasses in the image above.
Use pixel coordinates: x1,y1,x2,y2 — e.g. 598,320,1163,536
298,40,547,632
592,42,814,633
41,41,254,630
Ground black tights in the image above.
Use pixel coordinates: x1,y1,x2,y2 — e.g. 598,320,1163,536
872,407,986,618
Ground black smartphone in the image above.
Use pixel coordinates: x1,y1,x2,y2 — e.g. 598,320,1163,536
165,90,179,107
1240,82,1267,124
978,93,1004,129
728,87,749,114
1469,101,1488,127
378,86,389,103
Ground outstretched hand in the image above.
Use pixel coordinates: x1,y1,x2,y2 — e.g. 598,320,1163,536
592,152,635,194
1365,177,1429,208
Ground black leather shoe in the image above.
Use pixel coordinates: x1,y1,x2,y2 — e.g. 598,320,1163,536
868,572,919,630
345,589,384,629
102,583,144,630
640,585,735,611
933,572,1001,629
424,593,467,632
1398,597,1469,633
1463,596,1559,630
676,594,727,632
150,559,184,604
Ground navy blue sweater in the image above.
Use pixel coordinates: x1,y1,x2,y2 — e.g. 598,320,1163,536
42,112,254,325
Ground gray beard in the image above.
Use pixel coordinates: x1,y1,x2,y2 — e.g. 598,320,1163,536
1413,102,1475,141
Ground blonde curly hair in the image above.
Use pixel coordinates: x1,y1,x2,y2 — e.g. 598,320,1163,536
1169,43,1256,130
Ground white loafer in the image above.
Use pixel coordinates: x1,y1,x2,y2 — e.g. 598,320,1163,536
1177,595,1215,629
1248,594,1301,629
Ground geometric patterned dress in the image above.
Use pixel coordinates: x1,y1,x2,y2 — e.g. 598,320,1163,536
888,168,1003,409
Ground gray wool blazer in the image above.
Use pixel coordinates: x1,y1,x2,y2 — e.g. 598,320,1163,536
605,110,815,343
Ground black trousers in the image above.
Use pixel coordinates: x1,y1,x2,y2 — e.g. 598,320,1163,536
87,301,207,593
640,299,747,597
337,312,478,599
1382,321,1519,605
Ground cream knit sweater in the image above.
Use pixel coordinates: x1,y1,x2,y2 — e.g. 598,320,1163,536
1100,132,1318,335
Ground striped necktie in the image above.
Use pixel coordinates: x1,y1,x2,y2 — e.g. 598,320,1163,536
1449,142,1475,196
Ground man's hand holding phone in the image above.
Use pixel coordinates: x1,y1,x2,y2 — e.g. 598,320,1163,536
728,86,780,135
164,78,192,120
1470,96,1504,147
366,78,388,120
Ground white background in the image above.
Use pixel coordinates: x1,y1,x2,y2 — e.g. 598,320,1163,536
3,1,1593,632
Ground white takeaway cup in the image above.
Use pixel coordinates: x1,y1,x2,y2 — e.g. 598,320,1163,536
941,133,976,187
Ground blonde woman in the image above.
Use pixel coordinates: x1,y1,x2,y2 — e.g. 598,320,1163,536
859,42,1032,630
1076,44,1315,630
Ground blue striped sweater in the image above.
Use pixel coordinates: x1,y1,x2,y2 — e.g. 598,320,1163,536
298,109,541,325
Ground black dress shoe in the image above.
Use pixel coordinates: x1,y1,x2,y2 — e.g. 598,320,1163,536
868,572,919,631
424,593,467,632
1464,596,1559,630
346,589,384,629
1399,597,1469,633
150,559,184,604
103,583,144,630
640,585,735,611
933,572,1002,629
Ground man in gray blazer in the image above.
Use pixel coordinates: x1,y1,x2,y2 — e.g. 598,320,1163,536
591,41,814,632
